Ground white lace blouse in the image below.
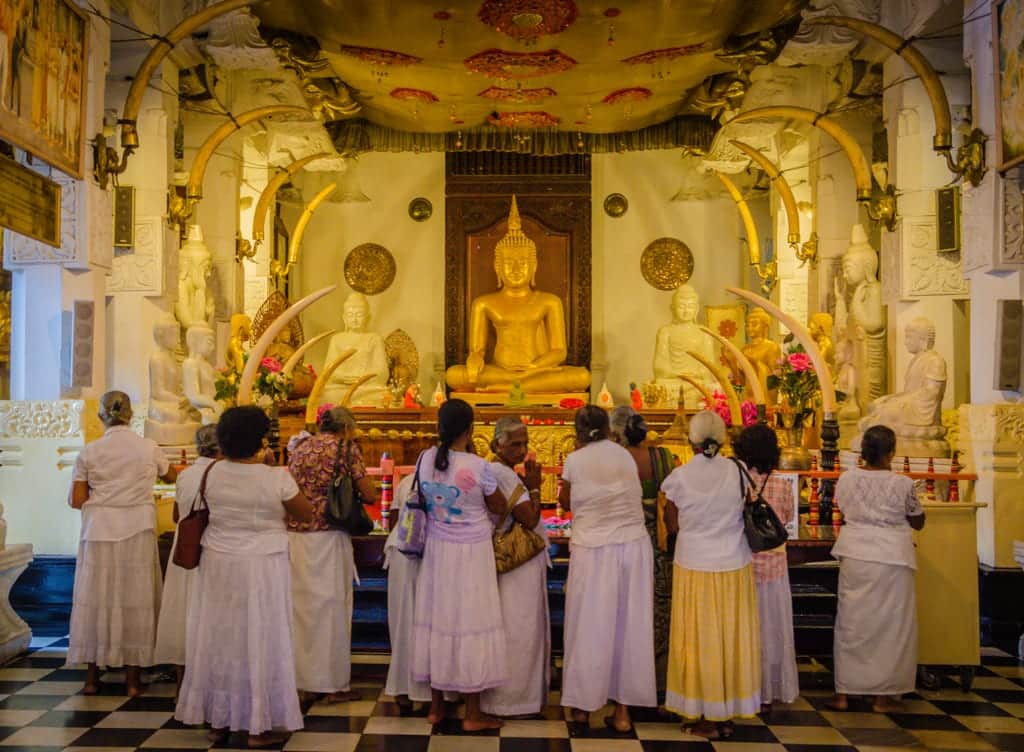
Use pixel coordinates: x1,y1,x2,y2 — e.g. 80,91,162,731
831,468,923,569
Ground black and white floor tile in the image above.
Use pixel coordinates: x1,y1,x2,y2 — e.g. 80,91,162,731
0,637,1020,751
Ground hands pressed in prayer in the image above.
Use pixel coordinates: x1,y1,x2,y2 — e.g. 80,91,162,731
521,458,543,492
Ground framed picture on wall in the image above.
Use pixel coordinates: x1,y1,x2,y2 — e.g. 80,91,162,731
994,0,1024,172
705,303,747,349
0,0,89,178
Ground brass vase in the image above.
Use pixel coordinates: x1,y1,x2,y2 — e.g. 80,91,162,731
778,409,812,470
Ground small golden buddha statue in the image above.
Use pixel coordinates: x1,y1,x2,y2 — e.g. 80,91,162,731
743,308,781,402
445,196,591,394
809,312,835,375
226,314,251,373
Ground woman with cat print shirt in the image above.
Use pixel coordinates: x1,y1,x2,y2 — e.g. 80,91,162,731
411,399,510,732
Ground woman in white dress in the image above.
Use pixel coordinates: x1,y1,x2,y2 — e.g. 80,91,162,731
383,473,432,707
481,417,549,718
174,406,313,748
69,391,176,696
287,407,378,707
829,424,925,713
412,399,509,732
153,425,219,688
733,424,799,711
559,405,656,733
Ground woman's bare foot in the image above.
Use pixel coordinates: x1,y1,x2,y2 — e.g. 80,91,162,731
427,691,445,725
462,713,503,732
125,666,144,698
683,719,720,739
569,708,589,723
82,664,100,695
872,695,905,713
207,728,229,743
825,693,849,712
247,731,289,748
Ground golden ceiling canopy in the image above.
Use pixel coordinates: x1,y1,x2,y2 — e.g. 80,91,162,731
253,0,805,136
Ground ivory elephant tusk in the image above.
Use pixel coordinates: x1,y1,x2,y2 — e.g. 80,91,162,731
803,16,951,152
238,285,337,405
716,171,776,293
699,325,767,407
282,329,342,376
679,375,715,410
120,0,256,150
281,183,337,279
687,351,743,428
252,152,332,249
729,140,800,247
304,349,356,425
727,287,837,415
342,374,378,407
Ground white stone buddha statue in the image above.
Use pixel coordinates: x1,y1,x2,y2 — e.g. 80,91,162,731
854,317,949,457
653,284,714,409
144,317,199,445
182,325,223,425
175,225,215,331
321,293,390,407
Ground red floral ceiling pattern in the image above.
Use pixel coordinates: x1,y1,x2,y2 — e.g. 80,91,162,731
338,45,422,66
621,43,715,65
477,0,579,41
464,48,577,80
478,85,557,103
602,87,652,105
390,87,440,103
487,111,561,127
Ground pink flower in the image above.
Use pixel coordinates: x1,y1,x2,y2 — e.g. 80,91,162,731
261,357,283,373
787,352,812,372
316,403,335,422
741,400,758,427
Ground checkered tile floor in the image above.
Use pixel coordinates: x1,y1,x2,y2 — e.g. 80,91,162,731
0,637,1021,751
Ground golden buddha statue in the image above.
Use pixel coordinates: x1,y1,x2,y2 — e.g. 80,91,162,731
743,308,782,403
809,312,835,375
226,314,251,373
445,196,591,394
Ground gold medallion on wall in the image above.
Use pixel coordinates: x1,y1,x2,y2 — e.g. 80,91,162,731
640,237,694,290
344,243,397,294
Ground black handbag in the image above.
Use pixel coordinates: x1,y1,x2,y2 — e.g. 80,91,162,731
324,438,374,535
730,458,788,553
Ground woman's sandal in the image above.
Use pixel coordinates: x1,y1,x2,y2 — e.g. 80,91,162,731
683,721,721,739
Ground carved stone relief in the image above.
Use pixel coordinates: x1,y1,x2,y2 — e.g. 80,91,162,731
1002,169,1024,265
961,171,996,272
880,224,901,304
107,217,165,295
0,401,84,439
203,9,278,70
777,0,882,67
902,222,969,297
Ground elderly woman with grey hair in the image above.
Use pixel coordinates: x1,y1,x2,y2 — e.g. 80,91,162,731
69,391,177,696
481,417,548,717
154,424,219,687
662,410,761,739
287,405,378,706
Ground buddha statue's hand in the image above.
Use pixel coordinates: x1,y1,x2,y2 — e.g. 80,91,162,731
466,352,485,386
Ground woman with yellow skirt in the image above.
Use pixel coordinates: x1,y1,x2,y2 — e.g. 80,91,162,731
661,411,761,739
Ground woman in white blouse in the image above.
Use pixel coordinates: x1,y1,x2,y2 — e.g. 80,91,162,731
174,406,313,748
558,406,656,733
829,424,925,713
69,391,177,696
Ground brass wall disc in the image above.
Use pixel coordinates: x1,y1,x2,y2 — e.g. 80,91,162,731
344,243,397,294
640,237,694,290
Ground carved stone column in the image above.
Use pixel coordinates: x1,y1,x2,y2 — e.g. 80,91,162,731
959,403,1024,568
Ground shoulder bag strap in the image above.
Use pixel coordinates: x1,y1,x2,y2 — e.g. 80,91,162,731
729,456,755,502
757,468,772,498
194,458,221,514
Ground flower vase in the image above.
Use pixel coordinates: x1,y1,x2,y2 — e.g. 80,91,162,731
778,410,812,470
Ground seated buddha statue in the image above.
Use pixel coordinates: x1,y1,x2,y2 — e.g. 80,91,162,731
854,317,949,457
321,292,390,407
653,284,714,409
743,308,782,403
445,196,591,394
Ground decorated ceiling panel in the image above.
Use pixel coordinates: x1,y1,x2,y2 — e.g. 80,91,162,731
254,0,805,135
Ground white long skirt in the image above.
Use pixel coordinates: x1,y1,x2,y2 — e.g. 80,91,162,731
384,551,431,702
290,530,355,694
153,527,196,666
834,558,917,696
561,538,657,712
68,530,161,667
481,552,550,716
756,572,799,704
175,549,303,734
412,536,507,693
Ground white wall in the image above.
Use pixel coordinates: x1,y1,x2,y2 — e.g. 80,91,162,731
591,151,744,402
290,152,447,389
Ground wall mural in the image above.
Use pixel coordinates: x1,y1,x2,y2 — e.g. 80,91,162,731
0,0,88,178
995,0,1024,171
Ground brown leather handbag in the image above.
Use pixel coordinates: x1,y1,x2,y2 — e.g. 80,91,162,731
172,460,219,570
492,484,548,574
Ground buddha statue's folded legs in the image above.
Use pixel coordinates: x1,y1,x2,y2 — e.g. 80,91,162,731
446,363,591,394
